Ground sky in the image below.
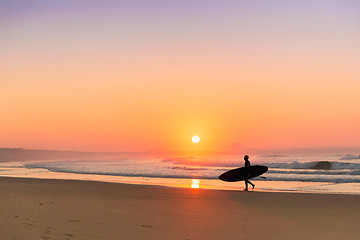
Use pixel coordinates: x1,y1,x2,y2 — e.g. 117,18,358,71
1,0,360,152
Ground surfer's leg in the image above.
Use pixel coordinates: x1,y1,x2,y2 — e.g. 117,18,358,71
249,180,255,189
244,180,249,191
247,180,254,189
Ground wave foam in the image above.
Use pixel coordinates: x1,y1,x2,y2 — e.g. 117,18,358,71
340,154,360,160
267,161,360,170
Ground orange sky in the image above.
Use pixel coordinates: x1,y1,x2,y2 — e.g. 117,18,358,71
1,1,360,152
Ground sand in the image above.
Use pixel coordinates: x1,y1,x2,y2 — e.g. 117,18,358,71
0,177,359,240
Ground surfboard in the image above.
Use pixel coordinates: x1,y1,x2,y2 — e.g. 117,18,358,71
218,165,268,182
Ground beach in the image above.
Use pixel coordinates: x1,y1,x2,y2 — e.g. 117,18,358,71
1,177,359,240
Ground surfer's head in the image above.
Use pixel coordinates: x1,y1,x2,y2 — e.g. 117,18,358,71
244,155,249,161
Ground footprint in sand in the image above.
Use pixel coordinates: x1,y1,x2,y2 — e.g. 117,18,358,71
141,224,152,228
67,219,80,223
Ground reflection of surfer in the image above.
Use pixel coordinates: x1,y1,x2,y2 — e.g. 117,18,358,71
244,155,255,191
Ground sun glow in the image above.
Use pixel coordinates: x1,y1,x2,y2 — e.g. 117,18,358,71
191,179,200,188
192,136,200,143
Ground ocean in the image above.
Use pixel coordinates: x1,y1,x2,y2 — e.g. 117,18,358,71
1,153,360,194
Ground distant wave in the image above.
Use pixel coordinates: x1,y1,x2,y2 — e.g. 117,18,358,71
162,157,240,168
340,154,360,160
260,155,288,158
171,166,208,171
162,157,360,171
268,169,360,176
267,161,360,170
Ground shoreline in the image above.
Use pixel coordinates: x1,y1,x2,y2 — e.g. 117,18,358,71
1,176,360,240
3,153,360,195
2,168,360,195
2,154,360,195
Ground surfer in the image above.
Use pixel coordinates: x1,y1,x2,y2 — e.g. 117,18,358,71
244,155,255,191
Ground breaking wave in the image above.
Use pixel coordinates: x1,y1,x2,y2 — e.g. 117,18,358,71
162,157,360,171
267,161,360,170
340,154,360,160
22,155,360,184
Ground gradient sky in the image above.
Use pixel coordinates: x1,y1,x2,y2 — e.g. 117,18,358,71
1,0,360,152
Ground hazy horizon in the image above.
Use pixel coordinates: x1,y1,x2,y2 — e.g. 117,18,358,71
1,146,360,156
1,0,360,152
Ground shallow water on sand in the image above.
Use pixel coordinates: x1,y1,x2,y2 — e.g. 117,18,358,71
1,153,360,194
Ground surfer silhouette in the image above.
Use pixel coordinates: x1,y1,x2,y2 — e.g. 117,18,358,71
244,155,255,191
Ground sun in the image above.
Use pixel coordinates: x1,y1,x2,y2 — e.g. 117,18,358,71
192,135,200,143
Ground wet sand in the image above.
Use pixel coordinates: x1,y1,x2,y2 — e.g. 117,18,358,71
0,177,359,240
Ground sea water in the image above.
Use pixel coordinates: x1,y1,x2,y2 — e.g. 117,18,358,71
1,153,360,194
